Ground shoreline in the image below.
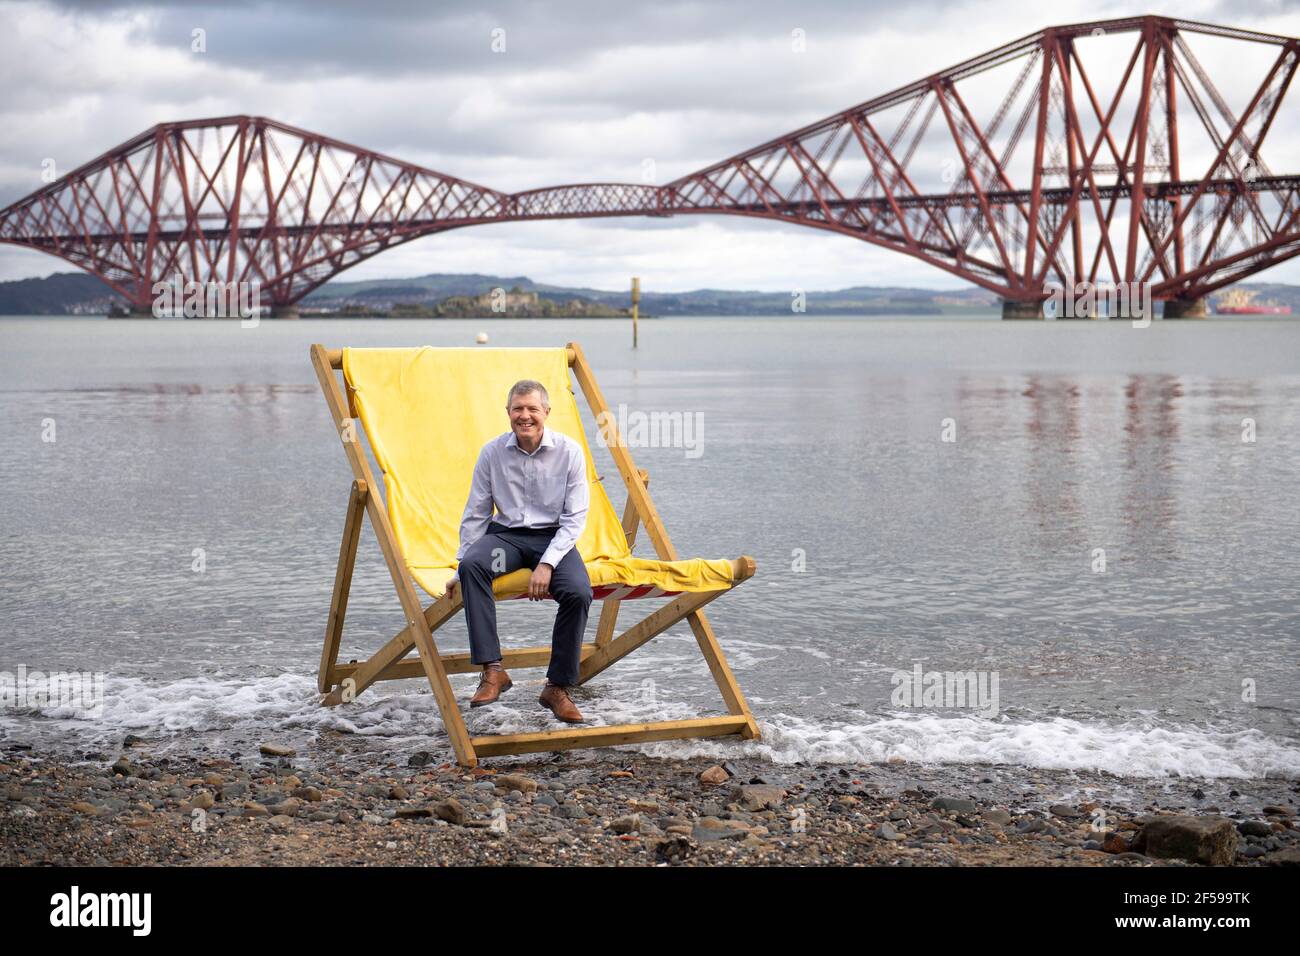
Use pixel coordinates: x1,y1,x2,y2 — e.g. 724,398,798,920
3,733,1297,867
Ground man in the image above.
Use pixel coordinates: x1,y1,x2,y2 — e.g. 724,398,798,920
444,379,593,723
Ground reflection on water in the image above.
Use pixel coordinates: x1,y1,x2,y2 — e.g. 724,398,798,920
0,316,1297,776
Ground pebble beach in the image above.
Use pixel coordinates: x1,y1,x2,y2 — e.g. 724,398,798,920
4,731,1298,867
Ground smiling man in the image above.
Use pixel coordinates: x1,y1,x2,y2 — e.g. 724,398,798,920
444,379,592,723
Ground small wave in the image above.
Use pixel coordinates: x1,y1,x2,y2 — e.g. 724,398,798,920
647,712,1300,780
3,673,1298,781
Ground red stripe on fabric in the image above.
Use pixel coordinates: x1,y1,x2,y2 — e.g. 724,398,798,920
498,584,689,601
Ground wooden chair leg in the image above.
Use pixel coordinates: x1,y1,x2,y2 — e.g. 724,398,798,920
319,479,368,693
687,608,760,739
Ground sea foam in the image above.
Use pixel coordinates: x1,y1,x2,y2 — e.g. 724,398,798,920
3,672,1297,781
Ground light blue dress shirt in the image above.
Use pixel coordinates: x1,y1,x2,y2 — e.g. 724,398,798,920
455,425,590,571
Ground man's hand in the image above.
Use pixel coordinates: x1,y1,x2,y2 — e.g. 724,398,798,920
528,563,553,601
445,574,459,601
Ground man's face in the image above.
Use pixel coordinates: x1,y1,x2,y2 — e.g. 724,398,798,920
508,389,549,443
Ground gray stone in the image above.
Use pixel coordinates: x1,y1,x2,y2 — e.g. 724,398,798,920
1018,818,1054,834
692,817,747,842
269,797,301,818
877,822,904,841
432,798,467,826
495,774,538,794
931,797,977,814
1131,815,1239,866
653,835,694,863
735,784,785,812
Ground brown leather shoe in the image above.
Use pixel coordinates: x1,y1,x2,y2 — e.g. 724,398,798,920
538,683,584,723
470,667,512,707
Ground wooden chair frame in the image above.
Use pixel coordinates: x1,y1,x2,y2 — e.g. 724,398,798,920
309,341,760,767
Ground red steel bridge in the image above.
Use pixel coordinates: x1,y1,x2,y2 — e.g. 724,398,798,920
1,15,1297,317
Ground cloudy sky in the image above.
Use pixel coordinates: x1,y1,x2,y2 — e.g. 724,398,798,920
1,0,1297,292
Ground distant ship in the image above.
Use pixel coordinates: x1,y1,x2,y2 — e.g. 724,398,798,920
1213,289,1292,315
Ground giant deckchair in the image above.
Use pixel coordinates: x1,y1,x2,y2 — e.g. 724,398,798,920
310,342,760,768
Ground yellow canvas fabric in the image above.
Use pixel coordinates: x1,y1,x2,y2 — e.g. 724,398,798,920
341,346,736,598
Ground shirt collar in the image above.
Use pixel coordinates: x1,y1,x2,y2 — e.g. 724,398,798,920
506,425,554,452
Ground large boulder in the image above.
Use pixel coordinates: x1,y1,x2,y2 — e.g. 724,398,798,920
1130,815,1238,865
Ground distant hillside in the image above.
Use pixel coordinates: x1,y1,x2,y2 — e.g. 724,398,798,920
3,270,1299,316
0,273,123,314
303,273,1001,315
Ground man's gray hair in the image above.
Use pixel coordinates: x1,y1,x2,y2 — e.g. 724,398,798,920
507,379,550,410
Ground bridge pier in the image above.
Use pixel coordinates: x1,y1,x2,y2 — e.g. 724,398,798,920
1001,299,1044,319
1161,297,1207,319
272,304,300,319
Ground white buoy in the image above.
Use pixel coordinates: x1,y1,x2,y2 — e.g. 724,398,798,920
476,331,489,344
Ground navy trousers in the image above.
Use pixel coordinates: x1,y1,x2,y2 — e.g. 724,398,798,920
458,520,593,686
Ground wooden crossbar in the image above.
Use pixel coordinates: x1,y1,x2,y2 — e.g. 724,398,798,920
310,341,760,767
470,716,751,758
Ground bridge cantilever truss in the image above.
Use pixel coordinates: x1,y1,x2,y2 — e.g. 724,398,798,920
2,14,1298,312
